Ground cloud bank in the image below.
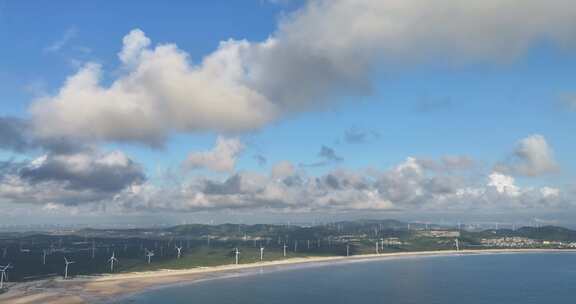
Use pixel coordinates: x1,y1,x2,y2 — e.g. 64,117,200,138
109,157,566,213
0,148,145,206
0,150,567,214
1,1,575,217
29,0,576,145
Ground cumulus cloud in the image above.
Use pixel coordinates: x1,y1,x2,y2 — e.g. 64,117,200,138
28,1,576,145
20,150,145,193
5,1,576,215
0,115,94,155
0,152,568,213
0,148,145,206
31,30,277,146
0,117,35,152
487,172,520,196
185,137,243,173
109,156,566,213
271,161,296,179
496,134,559,176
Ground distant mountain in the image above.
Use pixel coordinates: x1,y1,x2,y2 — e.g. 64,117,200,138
464,225,576,242
515,226,576,241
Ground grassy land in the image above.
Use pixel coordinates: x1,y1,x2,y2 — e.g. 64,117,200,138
122,246,336,272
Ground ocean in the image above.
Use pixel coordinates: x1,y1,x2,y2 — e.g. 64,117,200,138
114,252,576,304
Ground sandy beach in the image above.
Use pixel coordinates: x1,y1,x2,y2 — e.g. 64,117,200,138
0,249,574,304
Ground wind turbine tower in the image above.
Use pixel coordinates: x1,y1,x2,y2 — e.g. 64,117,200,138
346,244,350,257
375,241,379,254
42,249,48,265
64,257,75,280
109,252,119,272
145,249,154,264
455,239,460,251
234,248,240,265
0,264,12,289
260,246,265,261
283,243,288,257
176,246,183,259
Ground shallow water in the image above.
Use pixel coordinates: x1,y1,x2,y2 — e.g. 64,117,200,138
114,253,576,304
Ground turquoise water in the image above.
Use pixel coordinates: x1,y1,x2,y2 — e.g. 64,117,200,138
115,253,576,304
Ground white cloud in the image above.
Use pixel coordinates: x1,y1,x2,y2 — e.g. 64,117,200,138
118,29,151,66
1,153,568,213
487,172,520,196
31,31,277,146
185,137,243,173
271,161,295,179
0,148,145,206
29,1,576,145
496,134,559,176
107,156,567,213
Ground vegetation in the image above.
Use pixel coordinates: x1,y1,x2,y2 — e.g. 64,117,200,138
0,220,574,283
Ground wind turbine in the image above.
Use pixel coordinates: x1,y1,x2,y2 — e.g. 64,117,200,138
42,249,48,265
175,246,183,259
108,252,119,272
0,264,12,289
259,246,264,261
234,248,240,265
64,257,75,280
145,249,154,264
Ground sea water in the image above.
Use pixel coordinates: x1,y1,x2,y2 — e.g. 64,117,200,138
114,252,576,304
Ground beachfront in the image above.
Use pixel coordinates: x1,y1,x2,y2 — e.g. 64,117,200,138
1,249,574,304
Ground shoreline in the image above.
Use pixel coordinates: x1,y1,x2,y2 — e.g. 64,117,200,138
1,249,574,304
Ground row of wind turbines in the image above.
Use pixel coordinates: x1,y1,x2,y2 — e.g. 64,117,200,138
1,238,401,285
232,246,264,265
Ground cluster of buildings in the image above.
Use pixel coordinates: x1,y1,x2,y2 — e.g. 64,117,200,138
481,237,576,248
382,237,404,246
481,237,538,248
416,230,461,238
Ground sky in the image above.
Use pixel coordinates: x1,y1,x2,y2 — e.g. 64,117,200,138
0,0,575,227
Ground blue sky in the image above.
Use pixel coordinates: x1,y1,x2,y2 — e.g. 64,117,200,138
0,0,575,226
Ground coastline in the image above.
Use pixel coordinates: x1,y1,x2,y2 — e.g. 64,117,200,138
1,249,574,304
